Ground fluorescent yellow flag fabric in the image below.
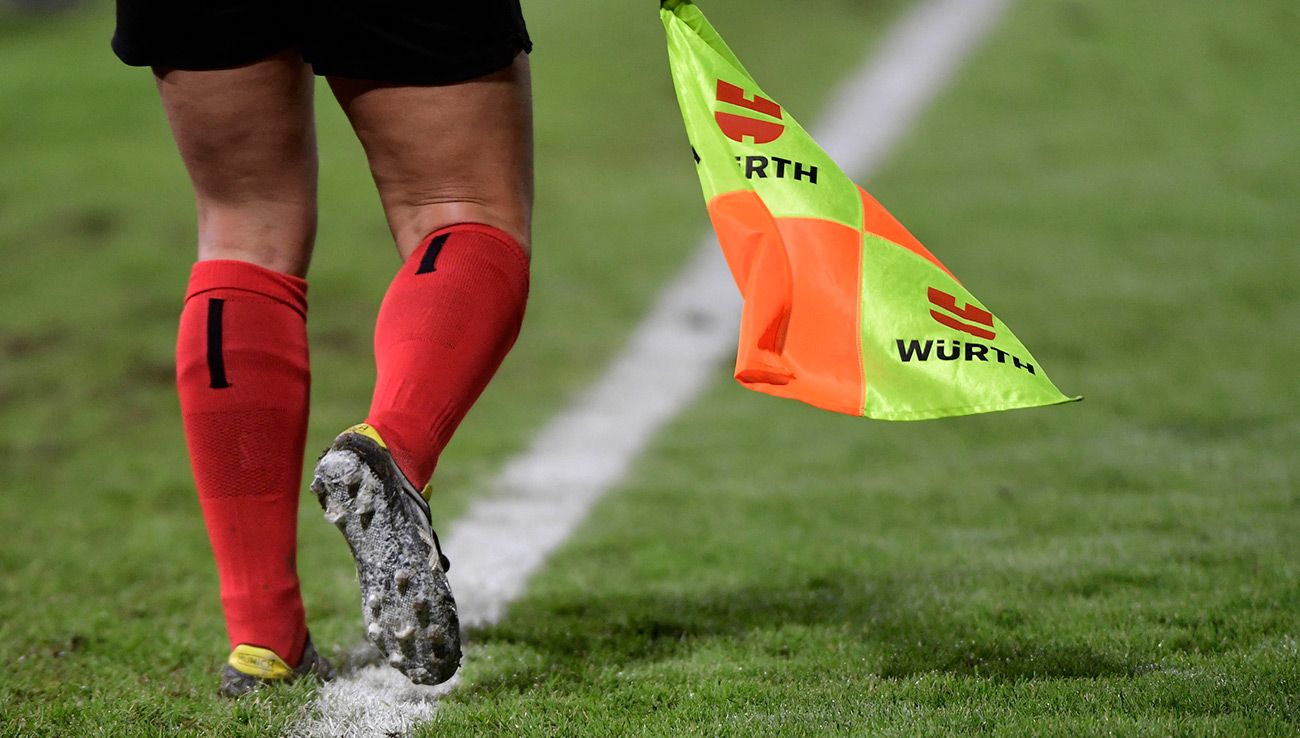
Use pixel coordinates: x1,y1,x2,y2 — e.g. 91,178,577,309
662,0,1079,419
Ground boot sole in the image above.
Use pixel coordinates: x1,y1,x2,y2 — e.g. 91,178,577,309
311,435,460,685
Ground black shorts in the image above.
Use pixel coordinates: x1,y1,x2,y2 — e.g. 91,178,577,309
112,0,532,85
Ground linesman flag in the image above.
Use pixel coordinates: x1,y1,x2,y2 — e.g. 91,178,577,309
661,0,1079,419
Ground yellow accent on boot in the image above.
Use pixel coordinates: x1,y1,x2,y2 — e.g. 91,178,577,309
227,644,295,680
345,423,387,448
345,423,431,501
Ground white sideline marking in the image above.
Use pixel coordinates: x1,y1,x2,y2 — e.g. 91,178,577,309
286,0,1010,734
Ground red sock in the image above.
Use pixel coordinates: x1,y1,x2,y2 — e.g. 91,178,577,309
367,223,530,489
176,260,310,666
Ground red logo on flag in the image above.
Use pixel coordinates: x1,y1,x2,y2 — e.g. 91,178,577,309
714,80,785,144
928,287,996,340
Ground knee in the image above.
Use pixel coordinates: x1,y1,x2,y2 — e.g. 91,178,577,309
195,202,317,278
394,198,532,262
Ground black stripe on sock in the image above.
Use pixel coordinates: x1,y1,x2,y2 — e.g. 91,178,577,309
415,233,450,275
206,298,230,389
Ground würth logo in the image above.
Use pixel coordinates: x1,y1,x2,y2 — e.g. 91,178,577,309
927,287,995,340
715,80,785,144
895,338,1036,376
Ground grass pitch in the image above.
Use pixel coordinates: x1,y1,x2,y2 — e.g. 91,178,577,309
1,0,1297,736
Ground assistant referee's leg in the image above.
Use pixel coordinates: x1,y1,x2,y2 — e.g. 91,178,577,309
328,55,534,491
159,50,317,668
